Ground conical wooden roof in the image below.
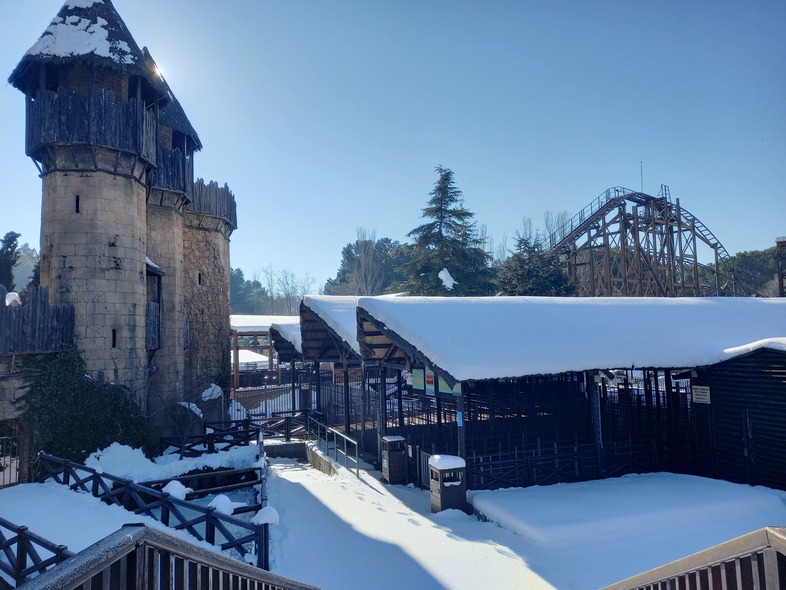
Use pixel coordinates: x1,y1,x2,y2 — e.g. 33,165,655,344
8,0,168,100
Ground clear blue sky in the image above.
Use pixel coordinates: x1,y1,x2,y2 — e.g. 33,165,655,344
2,1,784,290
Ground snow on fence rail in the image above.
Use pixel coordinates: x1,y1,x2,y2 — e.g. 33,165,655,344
33,453,269,569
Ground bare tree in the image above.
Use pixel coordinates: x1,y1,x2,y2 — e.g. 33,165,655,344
543,210,571,244
350,227,386,295
275,268,300,314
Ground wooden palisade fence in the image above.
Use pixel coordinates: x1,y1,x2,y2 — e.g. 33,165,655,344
26,87,157,163
0,286,74,355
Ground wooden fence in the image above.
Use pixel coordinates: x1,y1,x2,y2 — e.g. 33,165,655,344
0,515,74,586
0,286,74,355
602,526,786,590
20,524,319,590
34,453,269,569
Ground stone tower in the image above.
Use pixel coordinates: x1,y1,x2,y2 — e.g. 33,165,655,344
9,0,236,431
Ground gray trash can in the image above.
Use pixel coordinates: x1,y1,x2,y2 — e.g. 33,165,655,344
381,435,407,484
428,454,467,512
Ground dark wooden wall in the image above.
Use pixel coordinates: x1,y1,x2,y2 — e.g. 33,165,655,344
692,349,786,490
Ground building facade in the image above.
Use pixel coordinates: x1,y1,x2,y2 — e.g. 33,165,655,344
8,0,236,433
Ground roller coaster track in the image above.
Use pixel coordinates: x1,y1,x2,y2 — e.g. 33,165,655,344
540,186,744,297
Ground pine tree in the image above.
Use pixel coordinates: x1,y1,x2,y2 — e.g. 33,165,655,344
399,167,495,296
0,231,21,291
497,237,577,296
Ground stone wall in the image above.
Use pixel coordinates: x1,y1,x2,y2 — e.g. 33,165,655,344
40,147,149,400
145,200,186,423
182,220,231,399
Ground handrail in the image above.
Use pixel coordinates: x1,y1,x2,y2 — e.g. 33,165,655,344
601,526,786,590
33,453,268,569
0,516,74,586
306,415,361,478
20,523,319,590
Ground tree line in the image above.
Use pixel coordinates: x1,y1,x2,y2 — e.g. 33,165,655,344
2,167,781,311
229,166,782,307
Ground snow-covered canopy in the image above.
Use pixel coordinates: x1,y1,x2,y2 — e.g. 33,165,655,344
301,296,362,360
230,315,299,335
358,296,786,383
270,318,303,354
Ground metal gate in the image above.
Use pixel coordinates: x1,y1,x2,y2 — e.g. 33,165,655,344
0,426,20,488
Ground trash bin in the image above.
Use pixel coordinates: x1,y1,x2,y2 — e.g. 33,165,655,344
381,435,407,484
428,454,467,512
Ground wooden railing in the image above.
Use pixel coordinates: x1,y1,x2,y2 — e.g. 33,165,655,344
160,424,261,457
19,523,319,590
0,516,74,586
34,453,269,569
602,526,786,590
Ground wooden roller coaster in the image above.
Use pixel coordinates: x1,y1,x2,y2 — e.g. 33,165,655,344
541,185,744,297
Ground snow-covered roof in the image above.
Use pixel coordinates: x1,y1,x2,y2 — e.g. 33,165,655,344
358,296,786,383
270,318,303,354
231,315,299,334
230,349,272,366
301,296,361,358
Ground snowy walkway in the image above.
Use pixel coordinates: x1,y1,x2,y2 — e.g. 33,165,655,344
266,458,786,590
1,444,785,590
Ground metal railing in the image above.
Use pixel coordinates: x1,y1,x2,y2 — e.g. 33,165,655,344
34,453,268,569
20,523,319,590
602,526,786,590
0,432,20,489
306,415,361,478
0,516,74,586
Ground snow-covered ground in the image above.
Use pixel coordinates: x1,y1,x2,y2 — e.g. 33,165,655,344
2,443,785,590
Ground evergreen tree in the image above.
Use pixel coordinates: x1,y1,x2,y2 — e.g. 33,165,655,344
399,167,494,296
0,231,21,291
497,237,577,296
230,268,270,314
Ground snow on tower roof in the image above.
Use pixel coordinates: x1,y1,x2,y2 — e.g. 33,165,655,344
357,296,786,384
8,0,168,99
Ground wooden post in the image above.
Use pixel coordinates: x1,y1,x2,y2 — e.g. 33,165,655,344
380,365,387,437
397,369,404,429
589,371,605,478
457,384,467,459
343,362,351,436
315,363,322,412
232,331,240,392
360,363,366,456
290,362,296,411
